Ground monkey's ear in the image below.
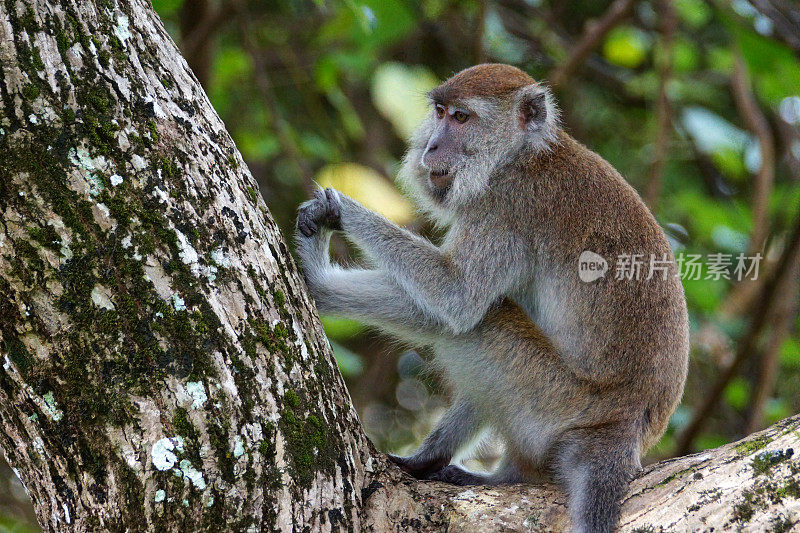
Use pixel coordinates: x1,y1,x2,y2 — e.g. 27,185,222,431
517,86,548,132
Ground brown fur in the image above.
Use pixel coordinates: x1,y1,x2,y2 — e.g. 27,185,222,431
473,129,689,450
429,63,536,103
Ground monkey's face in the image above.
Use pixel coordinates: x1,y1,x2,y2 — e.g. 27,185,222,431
397,66,560,223
420,102,473,199
398,98,509,217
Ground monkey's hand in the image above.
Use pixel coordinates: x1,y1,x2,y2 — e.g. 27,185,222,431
296,188,341,237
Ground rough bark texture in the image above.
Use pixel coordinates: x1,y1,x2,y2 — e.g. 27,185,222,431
1,1,799,532
0,0,371,530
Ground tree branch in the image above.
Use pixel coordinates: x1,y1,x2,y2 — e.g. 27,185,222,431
644,0,677,210
748,0,800,56
367,415,800,531
548,0,637,87
474,0,488,64
745,281,799,433
677,216,800,454
731,50,776,255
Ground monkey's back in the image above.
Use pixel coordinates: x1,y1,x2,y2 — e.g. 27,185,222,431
472,132,689,453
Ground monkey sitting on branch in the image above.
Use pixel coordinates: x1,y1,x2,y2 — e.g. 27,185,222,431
295,64,689,533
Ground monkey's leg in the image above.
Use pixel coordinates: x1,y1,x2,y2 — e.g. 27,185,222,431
389,398,481,478
486,452,529,484
555,428,639,533
426,464,487,485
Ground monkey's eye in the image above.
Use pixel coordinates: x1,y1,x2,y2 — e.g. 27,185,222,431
435,104,446,119
453,110,469,123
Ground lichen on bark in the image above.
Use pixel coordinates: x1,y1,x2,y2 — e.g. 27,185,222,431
0,0,371,530
3,2,800,532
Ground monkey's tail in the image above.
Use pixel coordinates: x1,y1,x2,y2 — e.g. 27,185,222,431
556,425,640,533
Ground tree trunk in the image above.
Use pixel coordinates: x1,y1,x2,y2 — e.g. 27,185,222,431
0,1,798,532
0,0,371,529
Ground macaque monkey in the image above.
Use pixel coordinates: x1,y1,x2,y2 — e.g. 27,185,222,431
295,64,689,533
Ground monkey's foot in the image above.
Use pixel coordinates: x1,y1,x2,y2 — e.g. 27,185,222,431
426,465,487,486
387,454,449,479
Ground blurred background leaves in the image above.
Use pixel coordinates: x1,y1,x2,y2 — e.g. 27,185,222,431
2,0,800,529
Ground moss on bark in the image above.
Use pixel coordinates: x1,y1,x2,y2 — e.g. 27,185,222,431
0,0,370,530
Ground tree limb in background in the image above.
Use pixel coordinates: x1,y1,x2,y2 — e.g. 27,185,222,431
775,115,800,180
676,216,800,454
748,0,800,56
231,0,316,195
714,115,799,321
494,0,647,107
548,0,637,87
474,0,488,64
276,46,343,149
745,280,800,434
731,50,776,256
644,0,677,210
701,49,780,328
179,0,224,88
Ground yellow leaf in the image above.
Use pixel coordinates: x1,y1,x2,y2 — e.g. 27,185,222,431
371,62,438,139
316,162,415,225
603,27,651,69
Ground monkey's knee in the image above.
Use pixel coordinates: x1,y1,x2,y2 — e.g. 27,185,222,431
486,453,542,485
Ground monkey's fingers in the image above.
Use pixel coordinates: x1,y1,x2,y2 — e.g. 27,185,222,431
297,215,317,237
325,188,341,220
297,223,312,237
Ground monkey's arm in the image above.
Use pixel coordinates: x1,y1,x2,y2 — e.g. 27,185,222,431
333,193,526,334
295,227,442,340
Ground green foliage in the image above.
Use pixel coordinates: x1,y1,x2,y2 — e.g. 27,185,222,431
672,38,701,72
733,26,800,105
151,0,183,17
780,338,800,369
724,377,751,411
0,513,41,533
603,26,651,68
675,0,712,28
320,316,364,340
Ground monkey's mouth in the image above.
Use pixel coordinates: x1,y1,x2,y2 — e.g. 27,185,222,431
428,169,453,202
429,168,452,189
